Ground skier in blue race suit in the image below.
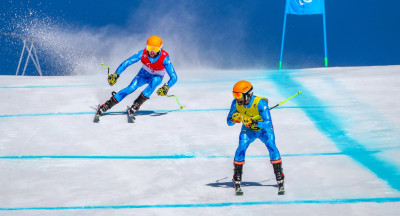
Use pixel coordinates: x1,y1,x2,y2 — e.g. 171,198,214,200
227,80,284,191
96,35,177,116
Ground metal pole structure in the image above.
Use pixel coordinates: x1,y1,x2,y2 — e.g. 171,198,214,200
22,43,34,76
279,13,288,70
0,31,42,76
16,40,26,75
31,45,42,76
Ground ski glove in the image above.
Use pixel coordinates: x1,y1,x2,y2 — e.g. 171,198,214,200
157,84,170,96
243,117,260,130
108,72,119,86
231,113,243,123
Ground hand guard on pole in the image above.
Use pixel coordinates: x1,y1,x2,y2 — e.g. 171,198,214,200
108,72,119,86
157,84,170,96
231,112,243,123
243,117,260,130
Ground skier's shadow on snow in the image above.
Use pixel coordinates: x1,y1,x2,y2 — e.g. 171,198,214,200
100,110,170,117
207,177,278,188
134,110,169,117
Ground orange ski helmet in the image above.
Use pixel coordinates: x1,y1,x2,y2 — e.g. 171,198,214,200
232,80,253,101
146,35,163,53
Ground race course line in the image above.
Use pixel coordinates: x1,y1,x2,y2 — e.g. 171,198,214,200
0,109,227,118
0,151,381,160
1,197,400,211
0,84,93,89
0,106,332,118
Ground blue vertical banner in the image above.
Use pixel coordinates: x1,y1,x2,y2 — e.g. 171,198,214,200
279,0,328,69
286,0,325,15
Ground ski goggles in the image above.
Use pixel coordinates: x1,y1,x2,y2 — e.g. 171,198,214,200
146,45,161,53
232,92,244,99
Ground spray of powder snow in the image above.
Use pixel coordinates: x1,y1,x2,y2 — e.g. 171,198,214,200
9,15,143,76
3,1,254,76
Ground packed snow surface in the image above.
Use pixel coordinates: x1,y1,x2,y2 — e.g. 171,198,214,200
1,65,400,215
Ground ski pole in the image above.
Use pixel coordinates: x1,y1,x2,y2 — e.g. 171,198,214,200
269,91,301,110
102,63,118,86
251,91,301,120
101,62,110,75
166,94,183,109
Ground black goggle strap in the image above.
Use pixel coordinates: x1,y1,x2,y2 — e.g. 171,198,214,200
243,87,253,101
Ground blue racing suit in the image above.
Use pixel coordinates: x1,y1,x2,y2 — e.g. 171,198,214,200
113,49,177,102
227,95,281,165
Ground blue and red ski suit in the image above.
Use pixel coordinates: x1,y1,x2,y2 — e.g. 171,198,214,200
113,49,177,102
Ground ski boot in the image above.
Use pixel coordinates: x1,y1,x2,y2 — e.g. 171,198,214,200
127,93,148,119
97,92,118,115
273,161,285,195
94,92,118,122
232,164,243,195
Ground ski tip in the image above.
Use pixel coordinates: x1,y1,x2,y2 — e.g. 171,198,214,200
236,191,244,196
93,115,100,123
278,187,285,195
128,116,135,123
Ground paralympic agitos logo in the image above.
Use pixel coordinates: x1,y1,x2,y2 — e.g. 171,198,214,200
299,0,313,5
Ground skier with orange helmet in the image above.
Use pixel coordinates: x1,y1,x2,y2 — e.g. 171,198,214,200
96,35,177,119
227,80,285,195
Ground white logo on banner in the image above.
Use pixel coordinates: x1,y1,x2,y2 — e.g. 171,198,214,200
299,0,312,6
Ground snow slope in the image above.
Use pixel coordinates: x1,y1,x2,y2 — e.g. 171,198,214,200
1,65,400,216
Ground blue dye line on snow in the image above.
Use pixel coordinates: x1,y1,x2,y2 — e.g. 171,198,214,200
269,70,400,192
0,75,294,89
1,197,400,211
0,112,94,118
206,151,380,159
0,154,195,159
0,106,333,118
0,84,93,89
0,151,381,160
0,109,228,118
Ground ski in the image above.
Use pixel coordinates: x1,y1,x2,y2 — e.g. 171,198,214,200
127,106,136,123
235,184,243,196
94,105,101,123
232,180,243,196
94,114,100,122
278,183,285,195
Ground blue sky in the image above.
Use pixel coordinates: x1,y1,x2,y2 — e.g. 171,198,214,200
1,0,400,75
